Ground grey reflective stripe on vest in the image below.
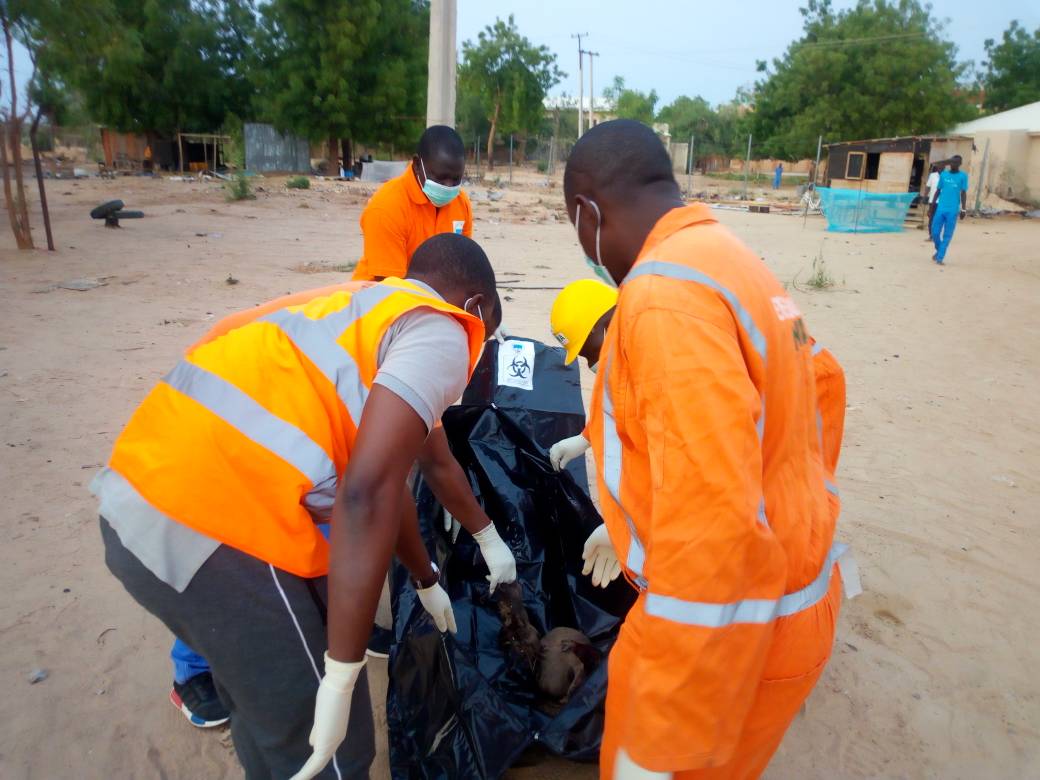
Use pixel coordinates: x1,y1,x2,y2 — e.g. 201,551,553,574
163,361,337,494
601,348,648,587
824,479,840,497
811,341,824,355
644,541,847,627
261,284,398,425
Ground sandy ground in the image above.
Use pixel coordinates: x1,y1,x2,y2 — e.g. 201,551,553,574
1,172,1038,780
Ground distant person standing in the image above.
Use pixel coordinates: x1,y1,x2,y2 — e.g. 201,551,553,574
352,125,473,281
931,155,969,265
773,162,783,189
923,163,941,238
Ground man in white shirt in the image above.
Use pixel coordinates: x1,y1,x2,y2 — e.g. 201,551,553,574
923,163,941,237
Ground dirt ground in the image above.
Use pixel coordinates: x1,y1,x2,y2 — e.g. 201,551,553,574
1,172,1038,780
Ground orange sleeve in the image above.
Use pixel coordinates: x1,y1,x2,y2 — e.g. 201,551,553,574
360,205,410,279
812,345,846,474
463,198,473,237
621,306,786,770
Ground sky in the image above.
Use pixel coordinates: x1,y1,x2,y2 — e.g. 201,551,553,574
458,0,1040,107
6,1,1037,114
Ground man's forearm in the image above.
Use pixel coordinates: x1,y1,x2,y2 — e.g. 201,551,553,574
394,484,436,583
419,430,491,534
327,480,403,662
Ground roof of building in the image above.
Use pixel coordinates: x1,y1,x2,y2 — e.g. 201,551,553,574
952,101,1040,133
824,135,971,148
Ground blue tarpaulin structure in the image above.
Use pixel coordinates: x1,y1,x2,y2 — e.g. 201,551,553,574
816,187,917,233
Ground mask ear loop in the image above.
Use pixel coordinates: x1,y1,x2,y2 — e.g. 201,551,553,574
588,200,603,266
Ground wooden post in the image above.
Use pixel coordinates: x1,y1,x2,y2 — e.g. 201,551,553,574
178,132,184,173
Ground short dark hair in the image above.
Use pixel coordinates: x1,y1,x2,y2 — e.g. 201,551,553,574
409,233,496,299
951,155,962,162
417,125,465,161
564,119,676,200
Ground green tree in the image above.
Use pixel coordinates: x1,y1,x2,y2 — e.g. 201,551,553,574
458,15,563,169
746,0,975,159
23,0,257,135
982,21,1040,113
604,76,657,124
255,0,428,165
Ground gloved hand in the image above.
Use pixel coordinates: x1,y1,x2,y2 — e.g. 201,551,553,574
289,653,366,780
582,524,622,588
416,581,458,633
472,522,517,594
549,434,590,472
614,747,673,780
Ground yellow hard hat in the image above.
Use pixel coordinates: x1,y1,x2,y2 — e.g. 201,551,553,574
550,279,619,364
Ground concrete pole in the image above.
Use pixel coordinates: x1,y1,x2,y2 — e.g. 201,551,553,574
587,52,599,129
426,0,457,128
572,33,587,137
743,134,752,201
813,134,823,187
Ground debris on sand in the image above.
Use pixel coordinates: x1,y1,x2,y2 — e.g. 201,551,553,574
28,669,48,684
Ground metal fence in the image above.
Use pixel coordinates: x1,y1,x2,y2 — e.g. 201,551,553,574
243,122,310,174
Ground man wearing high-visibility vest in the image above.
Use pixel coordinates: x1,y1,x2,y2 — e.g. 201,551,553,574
561,120,854,780
95,234,509,780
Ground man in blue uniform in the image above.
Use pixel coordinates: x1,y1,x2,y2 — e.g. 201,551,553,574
931,155,969,265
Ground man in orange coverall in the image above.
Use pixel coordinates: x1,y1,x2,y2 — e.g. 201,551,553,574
563,120,855,780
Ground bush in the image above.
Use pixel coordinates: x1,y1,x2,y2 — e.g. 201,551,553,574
536,160,548,173
286,176,310,189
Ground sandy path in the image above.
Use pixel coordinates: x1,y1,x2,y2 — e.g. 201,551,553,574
1,175,1037,779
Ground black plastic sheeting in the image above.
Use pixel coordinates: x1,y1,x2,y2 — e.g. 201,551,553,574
387,339,636,779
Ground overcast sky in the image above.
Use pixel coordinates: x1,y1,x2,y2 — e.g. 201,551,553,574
7,1,1037,114
458,0,1040,107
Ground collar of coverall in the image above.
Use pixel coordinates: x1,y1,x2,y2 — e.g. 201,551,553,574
404,163,432,206
624,203,718,286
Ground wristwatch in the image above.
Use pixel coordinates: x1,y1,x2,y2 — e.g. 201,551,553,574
412,561,440,590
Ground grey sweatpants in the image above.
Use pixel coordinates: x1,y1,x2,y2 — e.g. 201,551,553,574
101,517,375,780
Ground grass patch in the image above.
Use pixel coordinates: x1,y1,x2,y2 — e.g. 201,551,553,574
805,250,835,290
706,172,772,184
286,176,311,190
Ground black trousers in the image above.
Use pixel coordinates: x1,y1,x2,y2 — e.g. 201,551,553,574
101,517,375,780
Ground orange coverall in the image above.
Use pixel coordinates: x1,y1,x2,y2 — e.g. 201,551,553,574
587,204,846,779
352,167,472,281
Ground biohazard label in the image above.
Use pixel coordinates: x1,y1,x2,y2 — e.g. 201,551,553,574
498,340,535,391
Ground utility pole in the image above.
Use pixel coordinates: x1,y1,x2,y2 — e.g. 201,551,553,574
743,134,752,201
571,33,588,137
587,51,599,129
426,0,457,127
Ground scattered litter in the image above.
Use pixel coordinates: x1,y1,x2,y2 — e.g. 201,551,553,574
487,190,505,202
28,669,48,684
1025,210,1040,219
73,168,89,178
991,475,1016,487
194,232,223,239
225,275,239,286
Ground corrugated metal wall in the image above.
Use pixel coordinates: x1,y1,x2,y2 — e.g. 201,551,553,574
244,123,310,174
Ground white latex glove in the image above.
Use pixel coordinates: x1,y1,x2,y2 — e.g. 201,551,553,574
582,524,622,588
614,747,673,780
289,653,366,780
416,581,458,634
442,508,462,543
549,434,590,472
472,522,517,594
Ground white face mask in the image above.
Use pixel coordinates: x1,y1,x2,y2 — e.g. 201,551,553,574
575,201,616,288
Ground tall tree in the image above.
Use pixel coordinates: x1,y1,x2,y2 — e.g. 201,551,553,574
982,21,1040,114
655,95,750,159
458,15,563,169
746,0,975,159
255,0,428,164
604,76,658,125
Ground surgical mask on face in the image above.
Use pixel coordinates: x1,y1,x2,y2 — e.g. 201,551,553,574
575,201,616,289
587,361,599,374
420,158,461,207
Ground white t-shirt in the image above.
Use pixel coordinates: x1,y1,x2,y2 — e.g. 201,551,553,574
926,171,940,203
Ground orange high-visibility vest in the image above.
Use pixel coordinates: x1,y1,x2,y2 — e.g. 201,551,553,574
107,278,484,577
587,205,844,771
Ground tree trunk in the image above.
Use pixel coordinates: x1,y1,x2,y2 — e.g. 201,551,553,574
486,99,501,171
340,138,352,176
328,135,338,174
2,12,32,249
30,111,54,251
515,133,527,165
0,122,22,245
